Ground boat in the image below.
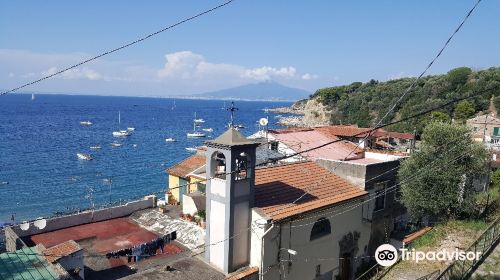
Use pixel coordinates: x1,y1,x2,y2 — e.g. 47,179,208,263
193,112,205,123
133,144,138,148
187,115,206,138
111,142,122,147
222,101,226,110
236,124,245,129
127,127,135,131
77,153,93,161
80,121,93,126
0,181,8,185
165,138,176,142
112,111,131,137
185,147,197,152
202,128,213,132
31,94,35,101
90,145,101,150
171,100,176,110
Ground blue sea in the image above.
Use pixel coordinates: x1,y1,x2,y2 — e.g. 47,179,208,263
0,94,290,222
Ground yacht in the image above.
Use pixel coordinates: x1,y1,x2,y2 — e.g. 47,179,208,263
111,141,122,147
185,147,197,152
77,153,93,161
165,138,176,142
202,128,213,132
127,127,135,132
193,112,205,123
112,111,131,137
187,115,206,138
80,121,93,126
90,145,102,150
31,94,35,101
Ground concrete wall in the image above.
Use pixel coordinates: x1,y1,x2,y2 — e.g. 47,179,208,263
5,227,27,252
10,197,155,238
251,199,372,280
59,251,85,279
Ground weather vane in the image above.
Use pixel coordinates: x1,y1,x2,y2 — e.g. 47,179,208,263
227,101,238,128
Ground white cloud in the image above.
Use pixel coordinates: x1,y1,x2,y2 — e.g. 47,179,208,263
301,73,319,80
242,66,296,81
157,51,301,82
41,66,104,81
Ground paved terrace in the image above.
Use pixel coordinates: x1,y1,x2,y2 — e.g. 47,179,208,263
23,215,186,280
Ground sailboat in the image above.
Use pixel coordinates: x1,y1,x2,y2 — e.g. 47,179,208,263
31,94,35,101
171,100,176,110
112,111,131,137
193,112,205,124
221,101,226,110
77,153,93,161
187,114,206,138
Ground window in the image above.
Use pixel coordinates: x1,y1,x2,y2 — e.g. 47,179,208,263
315,265,321,277
310,218,331,241
235,152,251,181
374,182,387,211
197,182,206,193
269,141,279,151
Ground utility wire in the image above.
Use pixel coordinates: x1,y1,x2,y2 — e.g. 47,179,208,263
0,0,236,96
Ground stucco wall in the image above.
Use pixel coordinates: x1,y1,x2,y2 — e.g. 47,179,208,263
251,199,371,280
168,175,181,203
10,197,155,238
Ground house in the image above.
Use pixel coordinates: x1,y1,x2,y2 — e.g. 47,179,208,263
466,114,500,147
166,152,207,205
203,128,375,280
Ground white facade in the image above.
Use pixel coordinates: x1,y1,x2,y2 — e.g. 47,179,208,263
250,198,371,280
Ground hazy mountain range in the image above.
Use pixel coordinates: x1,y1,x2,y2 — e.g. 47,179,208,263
196,81,310,101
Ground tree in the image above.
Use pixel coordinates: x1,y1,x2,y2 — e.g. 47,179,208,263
494,95,500,115
454,100,475,123
491,169,500,189
398,122,488,220
430,111,451,123
447,67,472,88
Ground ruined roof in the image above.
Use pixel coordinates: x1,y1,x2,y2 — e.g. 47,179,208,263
271,129,363,160
167,154,207,178
43,240,82,263
206,128,258,147
254,161,367,221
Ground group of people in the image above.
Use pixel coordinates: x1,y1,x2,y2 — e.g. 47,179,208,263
105,231,177,262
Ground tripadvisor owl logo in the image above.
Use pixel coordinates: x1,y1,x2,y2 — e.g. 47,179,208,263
375,244,398,267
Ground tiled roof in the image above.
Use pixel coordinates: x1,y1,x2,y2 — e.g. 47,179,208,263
43,240,82,263
315,125,374,138
206,128,258,147
272,129,363,160
167,154,206,178
255,161,367,221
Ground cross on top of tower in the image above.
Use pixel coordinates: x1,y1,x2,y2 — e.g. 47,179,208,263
227,101,238,128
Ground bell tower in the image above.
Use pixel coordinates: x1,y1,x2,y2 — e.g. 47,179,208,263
204,128,258,273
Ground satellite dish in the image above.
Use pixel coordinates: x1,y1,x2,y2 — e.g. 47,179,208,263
259,118,268,126
20,221,30,231
34,218,47,229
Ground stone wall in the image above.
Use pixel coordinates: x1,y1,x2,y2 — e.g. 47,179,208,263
10,196,155,238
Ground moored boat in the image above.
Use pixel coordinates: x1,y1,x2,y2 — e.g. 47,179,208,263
77,153,93,161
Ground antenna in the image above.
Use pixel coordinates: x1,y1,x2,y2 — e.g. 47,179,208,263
227,101,239,128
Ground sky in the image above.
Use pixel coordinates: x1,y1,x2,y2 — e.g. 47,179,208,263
1,0,500,97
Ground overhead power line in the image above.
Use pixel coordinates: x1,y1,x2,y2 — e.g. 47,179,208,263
0,0,236,96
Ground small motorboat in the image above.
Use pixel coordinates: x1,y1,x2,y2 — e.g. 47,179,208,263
202,128,213,132
90,145,102,150
112,130,131,137
187,132,206,138
127,127,135,132
80,121,93,126
77,153,93,161
133,144,138,148
111,142,122,147
0,181,8,185
165,138,176,142
185,147,197,152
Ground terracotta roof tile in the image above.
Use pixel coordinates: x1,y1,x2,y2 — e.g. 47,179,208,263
255,161,367,221
43,240,81,263
167,154,206,178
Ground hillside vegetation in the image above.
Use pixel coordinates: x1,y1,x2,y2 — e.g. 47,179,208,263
310,67,500,133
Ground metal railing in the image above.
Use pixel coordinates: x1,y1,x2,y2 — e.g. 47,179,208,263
435,217,500,280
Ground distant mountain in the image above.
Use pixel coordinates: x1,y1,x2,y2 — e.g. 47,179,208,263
197,81,310,101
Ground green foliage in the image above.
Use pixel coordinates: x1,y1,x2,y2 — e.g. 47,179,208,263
430,111,451,123
447,67,472,88
398,122,488,220
491,169,500,189
310,67,500,133
454,100,475,123
197,209,206,221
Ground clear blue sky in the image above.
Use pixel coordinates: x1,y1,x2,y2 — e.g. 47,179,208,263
1,0,499,96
